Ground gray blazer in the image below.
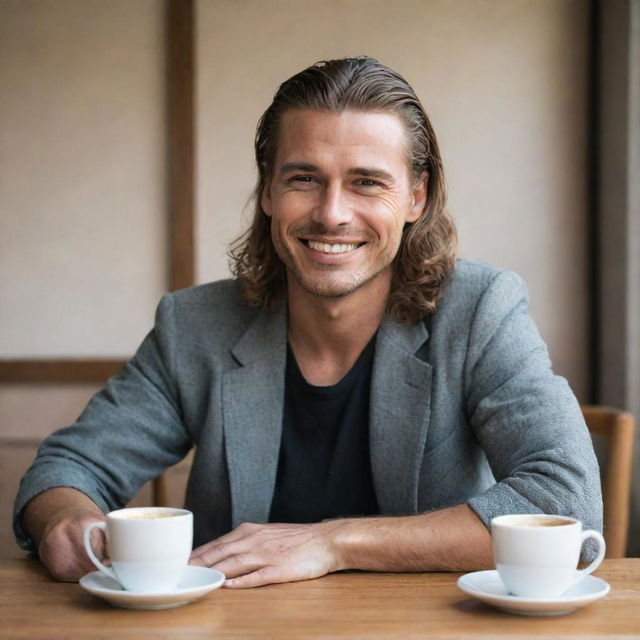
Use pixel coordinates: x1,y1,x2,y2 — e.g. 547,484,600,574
14,260,602,550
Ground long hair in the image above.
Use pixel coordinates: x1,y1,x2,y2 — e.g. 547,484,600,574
229,56,457,323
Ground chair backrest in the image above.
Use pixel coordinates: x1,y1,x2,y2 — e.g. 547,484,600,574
151,450,194,508
152,474,169,508
582,405,635,558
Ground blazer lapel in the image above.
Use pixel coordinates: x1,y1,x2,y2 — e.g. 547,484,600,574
222,306,287,528
370,317,433,515
222,307,432,525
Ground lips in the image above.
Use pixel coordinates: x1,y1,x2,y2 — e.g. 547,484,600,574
305,240,361,254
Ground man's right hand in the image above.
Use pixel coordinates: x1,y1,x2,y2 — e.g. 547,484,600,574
22,487,106,582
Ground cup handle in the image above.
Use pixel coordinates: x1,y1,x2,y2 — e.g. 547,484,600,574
83,521,117,580
576,529,606,580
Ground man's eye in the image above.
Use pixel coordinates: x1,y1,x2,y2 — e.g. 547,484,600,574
291,175,315,183
355,178,381,188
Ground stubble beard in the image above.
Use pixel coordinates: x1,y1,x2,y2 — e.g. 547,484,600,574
284,250,396,300
288,263,368,299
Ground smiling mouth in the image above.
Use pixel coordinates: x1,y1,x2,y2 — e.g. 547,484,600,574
303,240,363,254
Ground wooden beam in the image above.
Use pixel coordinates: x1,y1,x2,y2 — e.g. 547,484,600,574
156,0,197,501
0,359,126,384
167,0,196,291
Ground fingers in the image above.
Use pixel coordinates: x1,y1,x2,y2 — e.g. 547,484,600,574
189,522,264,567
206,552,264,579
189,530,272,584
190,540,239,569
223,558,329,588
188,521,340,588
191,542,281,582
191,522,261,552
39,510,106,582
224,565,291,589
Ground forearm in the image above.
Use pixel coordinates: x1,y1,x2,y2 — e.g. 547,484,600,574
22,487,103,549
189,503,493,588
333,503,493,572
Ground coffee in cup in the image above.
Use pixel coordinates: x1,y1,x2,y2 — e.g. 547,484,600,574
491,514,606,598
83,507,193,592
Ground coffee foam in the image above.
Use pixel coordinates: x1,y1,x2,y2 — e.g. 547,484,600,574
112,510,181,520
506,516,573,528
121,512,177,519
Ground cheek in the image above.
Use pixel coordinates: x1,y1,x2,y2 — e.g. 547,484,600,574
270,221,290,263
270,217,286,246
274,193,313,223
372,203,412,240
372,192,413,225
270,213,298,257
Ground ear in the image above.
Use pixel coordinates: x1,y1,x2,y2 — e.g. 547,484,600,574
261,180,273,217
406,171,428,223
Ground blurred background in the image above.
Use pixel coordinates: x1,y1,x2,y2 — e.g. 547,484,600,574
1,0,638,556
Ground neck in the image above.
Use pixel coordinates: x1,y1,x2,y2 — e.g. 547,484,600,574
286,272,390,385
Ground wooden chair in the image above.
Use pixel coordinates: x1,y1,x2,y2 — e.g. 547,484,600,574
152,474,169,507
151,449,194,508
582,405,635,558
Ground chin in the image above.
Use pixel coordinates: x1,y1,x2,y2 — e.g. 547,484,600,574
293,273,371,299
297,282,357,299
307,287,357,299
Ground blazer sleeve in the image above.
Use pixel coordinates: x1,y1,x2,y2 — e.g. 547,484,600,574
13,293,192,552
464,271,603,534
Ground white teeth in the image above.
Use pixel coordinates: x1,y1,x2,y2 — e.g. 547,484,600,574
307,240,359,254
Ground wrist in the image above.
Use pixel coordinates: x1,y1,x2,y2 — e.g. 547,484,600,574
23,488,103,547
319,517,373,571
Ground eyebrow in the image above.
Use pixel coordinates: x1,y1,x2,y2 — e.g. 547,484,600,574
279,162,318,175
349,167,395,183
278,162,395,183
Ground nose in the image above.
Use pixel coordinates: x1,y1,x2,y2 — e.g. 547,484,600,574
310,182,353,229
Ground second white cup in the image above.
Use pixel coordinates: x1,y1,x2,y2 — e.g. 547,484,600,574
491,514,606,598
83,507,193,593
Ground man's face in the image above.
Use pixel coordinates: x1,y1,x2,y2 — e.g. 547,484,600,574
261,109,427,300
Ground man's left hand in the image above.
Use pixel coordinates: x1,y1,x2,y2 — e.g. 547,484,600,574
189,521,345,588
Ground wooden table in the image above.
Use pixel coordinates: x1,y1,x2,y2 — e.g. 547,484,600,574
1,557,638,639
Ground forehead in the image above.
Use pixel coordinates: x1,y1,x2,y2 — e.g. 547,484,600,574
274,108,411,171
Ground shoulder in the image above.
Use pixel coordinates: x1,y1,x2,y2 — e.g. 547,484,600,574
164,279,249,312
438,260,528,313
430,260,531,341
154,278,262,343
445,259,527,297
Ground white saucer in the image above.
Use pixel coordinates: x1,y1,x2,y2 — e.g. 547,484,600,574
79,566,225,610
456,570,610,616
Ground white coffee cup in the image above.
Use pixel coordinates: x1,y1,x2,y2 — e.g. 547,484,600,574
491,514,606,598
83,507,193,592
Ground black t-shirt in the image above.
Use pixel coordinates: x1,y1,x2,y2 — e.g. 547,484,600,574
269,337,379,523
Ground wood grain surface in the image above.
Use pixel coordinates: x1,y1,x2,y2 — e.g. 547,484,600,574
1,558,638,639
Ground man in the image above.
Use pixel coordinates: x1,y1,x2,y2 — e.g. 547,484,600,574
14,57,602,588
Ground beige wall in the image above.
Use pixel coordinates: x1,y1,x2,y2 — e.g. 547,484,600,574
0,0,167,357
1,0,591,552
197,0,590,398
